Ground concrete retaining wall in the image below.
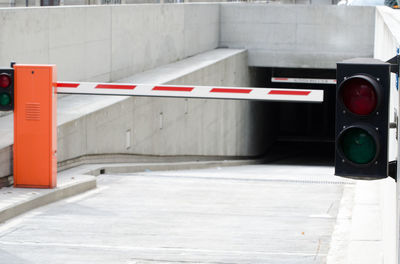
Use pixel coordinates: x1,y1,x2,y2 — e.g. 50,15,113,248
0,0,228,7
57,49,273,162
0,4,219,82
0,49,275,183
0,4,377,72
220,4,375,68
0,3,379,180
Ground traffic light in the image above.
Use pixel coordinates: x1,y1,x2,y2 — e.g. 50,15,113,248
0,68,14,111
335,58,391,180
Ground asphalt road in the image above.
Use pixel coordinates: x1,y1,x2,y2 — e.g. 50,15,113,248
0,164,353,264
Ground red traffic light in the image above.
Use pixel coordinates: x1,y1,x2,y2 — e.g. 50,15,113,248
0,74,11,88
340,76,378,116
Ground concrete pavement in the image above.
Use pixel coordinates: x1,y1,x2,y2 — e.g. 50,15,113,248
0,164,355,263
0,162,395,263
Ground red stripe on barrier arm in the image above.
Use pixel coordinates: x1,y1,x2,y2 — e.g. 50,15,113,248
273,78,289,81
152,86,194,92
56,83,80,88
210,88,252,94
268,90,311,96
96,84,136,90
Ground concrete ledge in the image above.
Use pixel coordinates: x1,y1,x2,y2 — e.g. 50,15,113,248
57,153,256,171
0,174,96,223
85,159,261,176
58,157,261,177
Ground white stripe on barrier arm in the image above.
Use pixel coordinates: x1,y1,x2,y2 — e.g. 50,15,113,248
271,77,336,84
56,82,324,103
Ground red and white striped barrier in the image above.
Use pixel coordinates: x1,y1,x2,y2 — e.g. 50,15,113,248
56,82,324,103
271,77,336,85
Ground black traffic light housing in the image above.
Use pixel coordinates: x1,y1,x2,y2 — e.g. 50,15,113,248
0,67,14,111
335,58,391,180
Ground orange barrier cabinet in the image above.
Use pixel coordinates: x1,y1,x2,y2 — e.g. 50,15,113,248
13,65,57,188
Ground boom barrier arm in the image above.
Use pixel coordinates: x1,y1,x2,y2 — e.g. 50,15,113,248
56,82,324,103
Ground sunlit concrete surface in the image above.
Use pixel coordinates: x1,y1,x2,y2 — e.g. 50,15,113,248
0,164,354,263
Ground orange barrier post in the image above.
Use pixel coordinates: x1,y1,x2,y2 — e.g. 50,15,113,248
13,65,57,188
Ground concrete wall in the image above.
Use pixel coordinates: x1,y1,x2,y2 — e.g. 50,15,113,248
56,49,273,163
374,7,399,164
220,4,375,68
0,0,228,6
372,7,399,264
0,3,379,177
0,4,376,71
0,49,274,182
0,4,219,82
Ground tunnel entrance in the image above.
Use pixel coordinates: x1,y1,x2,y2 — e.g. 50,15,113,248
251,67,336,164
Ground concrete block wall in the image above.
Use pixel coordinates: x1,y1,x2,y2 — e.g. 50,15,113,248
0,4,219,82
220,4,375,68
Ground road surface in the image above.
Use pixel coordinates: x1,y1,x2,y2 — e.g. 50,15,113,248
0,163,353,263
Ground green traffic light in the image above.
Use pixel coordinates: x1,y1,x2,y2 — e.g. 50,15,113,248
0,93,11,106
340,127,376,164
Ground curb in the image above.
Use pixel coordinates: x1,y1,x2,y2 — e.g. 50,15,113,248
0,158,258,223
0,176,96,223
86,159,261,176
